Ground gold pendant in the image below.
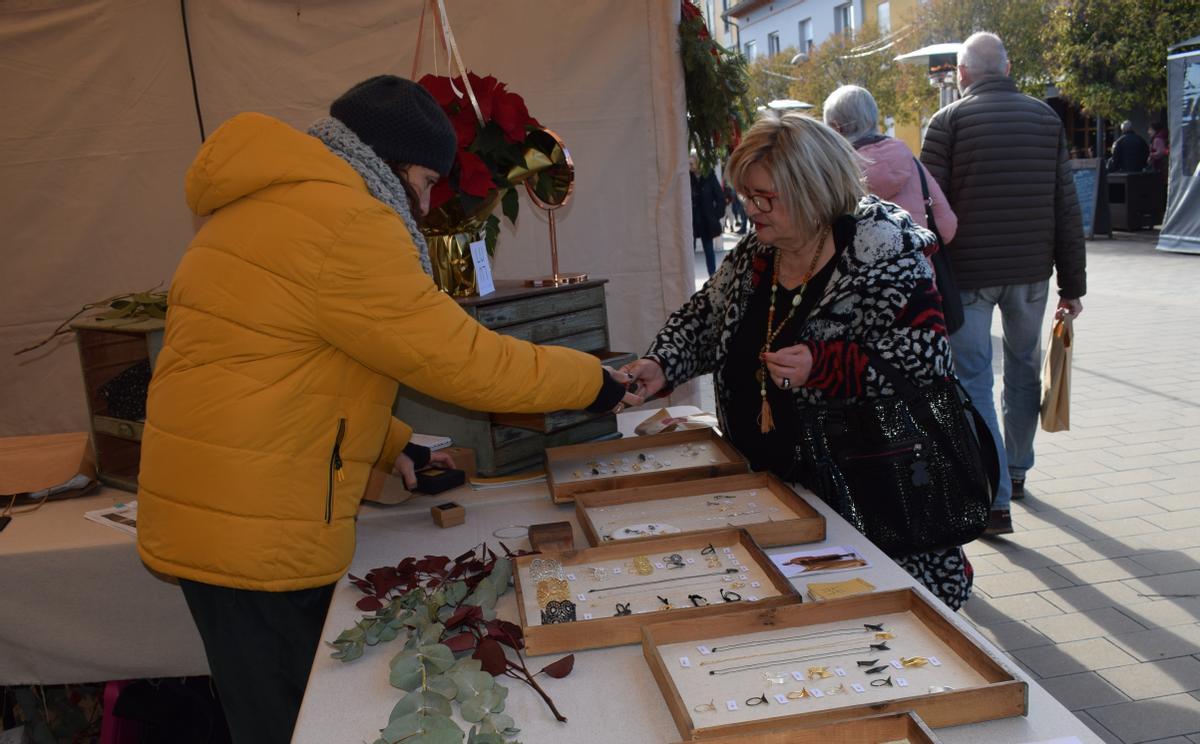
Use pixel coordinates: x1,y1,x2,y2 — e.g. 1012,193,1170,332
755,368,765,385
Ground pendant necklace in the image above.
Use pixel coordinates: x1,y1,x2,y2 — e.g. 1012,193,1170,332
758,225,830,434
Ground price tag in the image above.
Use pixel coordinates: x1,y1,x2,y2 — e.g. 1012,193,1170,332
722,547,733,554
810,688,824,698
890,659,903,669
791,671,805,682
686,557,696,564
834,667,847,677
678,656,691,668
773,693,789,705
851,683,866,694
751,581,761,588
577,593,586,602
725,699,739,711
739,574,748,581
748,502,758,508
566,573,576,581
582,613,593,620
654,562,665,570
747,595,759,601
697,645,712,655
929,656,942,667
896,677,909,687
469,240,496,296
613,567,622,575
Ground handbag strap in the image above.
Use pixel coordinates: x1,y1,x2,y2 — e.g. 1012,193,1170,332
912,157,944,244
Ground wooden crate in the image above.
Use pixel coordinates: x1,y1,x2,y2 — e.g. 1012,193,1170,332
545,427,749,504
70,316,164,492
642,588,1027,740
575,472,825,548
512,528,801,656
672,710,941,744
394,280,628,476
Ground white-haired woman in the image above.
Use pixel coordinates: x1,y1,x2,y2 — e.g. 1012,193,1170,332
623,114,972,609
823,85,957,244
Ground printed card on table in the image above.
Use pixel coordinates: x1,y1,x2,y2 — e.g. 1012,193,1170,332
769,544,868,578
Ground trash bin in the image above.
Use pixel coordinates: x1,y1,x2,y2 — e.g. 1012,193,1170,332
1108,172,1167,231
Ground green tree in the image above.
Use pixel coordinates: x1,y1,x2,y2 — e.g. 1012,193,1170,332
787,22,937,127
910,0,1053,96
746,49,803,110
1046,0,1200,118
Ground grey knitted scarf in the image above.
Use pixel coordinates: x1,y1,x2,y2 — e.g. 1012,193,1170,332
308,116,434,277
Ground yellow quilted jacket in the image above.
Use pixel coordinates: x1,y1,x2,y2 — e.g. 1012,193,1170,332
137,113,602,591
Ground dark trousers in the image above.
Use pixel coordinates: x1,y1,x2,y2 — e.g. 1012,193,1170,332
180,578,335,744
698,234,717,276
730,197,747,230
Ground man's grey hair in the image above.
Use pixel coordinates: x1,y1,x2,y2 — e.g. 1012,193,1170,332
1121,120,1134,133
822,85,880,146
959,32,1008,76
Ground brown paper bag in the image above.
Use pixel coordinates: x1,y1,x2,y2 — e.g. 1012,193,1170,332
1040,317,1073,432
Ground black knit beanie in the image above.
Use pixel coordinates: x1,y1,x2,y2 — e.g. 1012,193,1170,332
330,75,457,177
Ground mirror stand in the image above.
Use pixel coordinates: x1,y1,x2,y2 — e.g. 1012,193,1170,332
521,127,587,287
525,208,587,287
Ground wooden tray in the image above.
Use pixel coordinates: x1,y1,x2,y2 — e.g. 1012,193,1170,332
575,472,825,548
511,528,801,656
544,428,748,504
642,588,1027,740
672,710,941,743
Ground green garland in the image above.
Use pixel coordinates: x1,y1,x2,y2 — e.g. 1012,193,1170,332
679,0,753,175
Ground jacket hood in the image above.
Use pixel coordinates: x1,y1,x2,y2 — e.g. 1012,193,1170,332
185,112,363,216
857,136,916,201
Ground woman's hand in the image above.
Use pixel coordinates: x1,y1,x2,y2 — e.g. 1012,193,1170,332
618,358,667,410
391,450,457,490
602,365,646,413
762,343,813,391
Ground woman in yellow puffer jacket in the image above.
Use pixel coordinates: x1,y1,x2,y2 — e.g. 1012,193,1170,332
137,75,638,744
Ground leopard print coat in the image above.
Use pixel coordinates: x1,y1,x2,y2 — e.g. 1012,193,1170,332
645,197,973,609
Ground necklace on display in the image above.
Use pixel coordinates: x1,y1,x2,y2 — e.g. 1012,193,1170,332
586,568,740,596
706,641,890,676
699,639,891,668
709,623,886,653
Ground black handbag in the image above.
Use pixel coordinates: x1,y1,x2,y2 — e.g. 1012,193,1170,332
796,350,999,557
913,158,964,334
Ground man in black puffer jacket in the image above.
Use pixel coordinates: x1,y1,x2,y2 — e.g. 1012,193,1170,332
920,32,1087,536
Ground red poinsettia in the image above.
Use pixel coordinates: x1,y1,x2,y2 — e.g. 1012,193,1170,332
418,71,542,249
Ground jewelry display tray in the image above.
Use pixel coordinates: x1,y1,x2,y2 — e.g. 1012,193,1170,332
642,588,1027,740
543,428,748,504
575,472,825,548
511,528,801,656
671,710,941,744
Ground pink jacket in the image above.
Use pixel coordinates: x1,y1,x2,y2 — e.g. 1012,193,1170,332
857,136,957,246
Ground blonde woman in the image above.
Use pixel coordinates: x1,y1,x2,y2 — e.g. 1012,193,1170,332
623,114,972,609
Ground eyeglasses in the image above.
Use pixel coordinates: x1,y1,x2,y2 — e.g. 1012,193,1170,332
738,191,778,213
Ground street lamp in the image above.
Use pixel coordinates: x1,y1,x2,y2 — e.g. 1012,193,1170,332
894,42,962,109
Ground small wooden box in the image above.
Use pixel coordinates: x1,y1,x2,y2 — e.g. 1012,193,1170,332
528,521,575,552
642,588,1027,741
70,316,165,492
511,528,800,657
544,428,749,504
430,501,465,528
575,472,825,548
673,710,942,744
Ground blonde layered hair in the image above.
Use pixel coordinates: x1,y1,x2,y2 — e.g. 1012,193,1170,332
725,113,865,235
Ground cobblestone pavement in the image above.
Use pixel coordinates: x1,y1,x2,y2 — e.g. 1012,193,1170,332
695,230,1200,743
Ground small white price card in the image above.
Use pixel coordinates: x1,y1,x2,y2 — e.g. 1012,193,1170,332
851,683,866,693
725,699,738,711
678,657,691,668
469,240,496,296
697,645,712,655
773,693,789,705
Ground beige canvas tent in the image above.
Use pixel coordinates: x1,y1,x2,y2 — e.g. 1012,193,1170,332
0,0,696,436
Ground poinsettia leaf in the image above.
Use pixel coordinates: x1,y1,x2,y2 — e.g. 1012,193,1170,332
357,596,383,612
501,187,518,224
446,604,482,630
472,637,508,676
444,632,476,653
539,654,575,679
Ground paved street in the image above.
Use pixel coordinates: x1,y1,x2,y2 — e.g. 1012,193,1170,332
694,230,1200,743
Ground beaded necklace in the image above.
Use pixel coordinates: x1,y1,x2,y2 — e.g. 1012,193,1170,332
758,225,831,434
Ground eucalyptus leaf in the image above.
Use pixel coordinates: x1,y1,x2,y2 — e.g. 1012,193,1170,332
388,690,453,721
449,670,494,701
450,657,483,674
419,643,456,673
365,620,385,645
378,624,400,643
488,558,512,597
459,693,489,723
444,580,469,604
379,711,465,744
329,640,363,662
389,650,424,691
466,581,497,610
478,712,518,736
480,605,496,622
334,626,365,643
418,622,446,647
466,730,505,744
426,672,458,701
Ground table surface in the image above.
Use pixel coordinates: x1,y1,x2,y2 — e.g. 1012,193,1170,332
0,407,1100,742
291,409,1104,744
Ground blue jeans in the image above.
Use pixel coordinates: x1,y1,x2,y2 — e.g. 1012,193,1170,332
950,281,1049,511
698,234,717,276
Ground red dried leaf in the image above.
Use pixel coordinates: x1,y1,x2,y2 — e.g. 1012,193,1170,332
444,632,477,653
473,637,508,676
539,654,575,679
446,604,483,630
356,596,383,612
487,619,524,649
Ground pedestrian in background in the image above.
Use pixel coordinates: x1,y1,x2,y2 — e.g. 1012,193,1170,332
920,32,1087,536
1108,120,1149,173
691,153,725,276
1148,121,1170,174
